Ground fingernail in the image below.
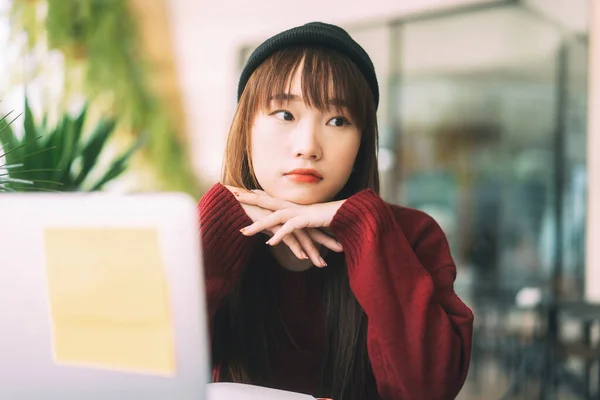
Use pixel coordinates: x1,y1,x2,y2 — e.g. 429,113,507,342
239,227,246,234
301,251,308,259
266,238,273,245
336,241,343,248
319,257,327,267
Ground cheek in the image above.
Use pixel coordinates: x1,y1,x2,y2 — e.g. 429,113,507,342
329,135,361,173
250,122,282,188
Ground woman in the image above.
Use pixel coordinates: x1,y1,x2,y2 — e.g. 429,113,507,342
198,22,474,400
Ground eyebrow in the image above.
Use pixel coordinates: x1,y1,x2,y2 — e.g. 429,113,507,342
269,93,348,108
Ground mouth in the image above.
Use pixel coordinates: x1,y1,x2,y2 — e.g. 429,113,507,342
284,168,323,184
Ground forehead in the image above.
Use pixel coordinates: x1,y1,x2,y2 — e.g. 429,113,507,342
288,68,303,93
284,63,332,91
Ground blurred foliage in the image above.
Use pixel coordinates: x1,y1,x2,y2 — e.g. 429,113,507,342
0,110,34,192
10,0,201,196
0,98,143,192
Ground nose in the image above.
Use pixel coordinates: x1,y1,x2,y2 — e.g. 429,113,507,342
292,121,322,161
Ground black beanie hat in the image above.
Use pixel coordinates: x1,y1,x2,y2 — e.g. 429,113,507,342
237,22,379,109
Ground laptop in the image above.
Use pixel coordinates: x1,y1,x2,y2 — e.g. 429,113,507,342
0,192,209,399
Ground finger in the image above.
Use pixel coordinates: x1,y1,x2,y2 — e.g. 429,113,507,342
275,228,308,260
236,191,292,211
307,228,343,252
240,209,294,236
267,216,310,246
294,229,327,267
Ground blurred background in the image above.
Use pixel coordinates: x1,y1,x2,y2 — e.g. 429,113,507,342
0,0,599,399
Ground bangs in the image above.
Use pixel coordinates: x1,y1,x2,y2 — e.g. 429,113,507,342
248,46,374,130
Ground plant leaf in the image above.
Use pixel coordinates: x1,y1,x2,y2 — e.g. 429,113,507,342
57,106,88,187
89,132,146,191
0,115,20,165
23,99,39,160
72,117,117,187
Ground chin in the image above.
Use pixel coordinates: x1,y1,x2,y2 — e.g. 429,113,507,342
277,192,319,205
286,196,320,205
274,187,336,205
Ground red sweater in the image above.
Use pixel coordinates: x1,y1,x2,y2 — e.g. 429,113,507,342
198,183,474,400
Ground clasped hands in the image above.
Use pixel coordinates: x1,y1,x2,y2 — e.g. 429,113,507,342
225,185,345,268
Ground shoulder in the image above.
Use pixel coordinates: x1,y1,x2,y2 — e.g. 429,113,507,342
387,202,451,254
335,188,449,249
337,188,456,270
388,203,442,235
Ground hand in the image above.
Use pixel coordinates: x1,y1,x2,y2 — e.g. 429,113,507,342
235,189,345,253
224,186,342,266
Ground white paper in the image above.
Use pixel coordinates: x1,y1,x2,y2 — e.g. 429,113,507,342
206,383,316,400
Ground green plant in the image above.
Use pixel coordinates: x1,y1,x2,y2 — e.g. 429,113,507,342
0,99,144,192
0,110,34,192
10,0,201,196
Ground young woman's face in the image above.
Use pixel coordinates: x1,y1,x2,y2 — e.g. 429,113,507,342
250,68,361,205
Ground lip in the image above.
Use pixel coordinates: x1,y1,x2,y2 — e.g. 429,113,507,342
284,168,323,183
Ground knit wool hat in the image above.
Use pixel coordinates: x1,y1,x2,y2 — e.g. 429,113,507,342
237,22,379,109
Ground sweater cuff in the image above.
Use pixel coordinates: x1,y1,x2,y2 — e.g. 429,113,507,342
329,189,398,263
198,183,255,277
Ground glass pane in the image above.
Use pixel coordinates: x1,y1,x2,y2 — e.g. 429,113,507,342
394,5,564,298
561,38,589,298
390,3,590,398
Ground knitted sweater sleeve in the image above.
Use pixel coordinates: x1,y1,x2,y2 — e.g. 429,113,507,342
330,189,474,400
197,183,257,325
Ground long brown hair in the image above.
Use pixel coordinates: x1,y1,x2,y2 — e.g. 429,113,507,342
214,46,380,400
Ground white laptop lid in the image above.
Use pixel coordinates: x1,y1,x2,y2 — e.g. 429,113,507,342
0,192,209,399
206,383,319,400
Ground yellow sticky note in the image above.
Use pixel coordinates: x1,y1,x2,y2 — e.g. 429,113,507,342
43,228,175,375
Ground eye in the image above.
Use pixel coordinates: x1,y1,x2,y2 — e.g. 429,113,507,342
327,117,351,127
272,110,295,121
